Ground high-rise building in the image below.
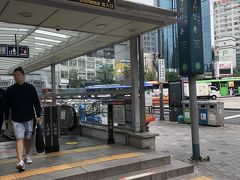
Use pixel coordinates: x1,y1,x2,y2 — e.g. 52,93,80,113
143,31,158,54
213,0,240,67
202,0,213,71
154,0,179,71
154,0,212,72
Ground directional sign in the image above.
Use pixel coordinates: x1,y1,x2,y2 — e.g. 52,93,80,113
177,0,204,75
68,0,115,9
0,44,29,58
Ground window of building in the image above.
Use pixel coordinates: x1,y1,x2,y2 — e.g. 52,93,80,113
69,60,76,66
87,62,95,69
78,60,86,68
61,61,68,66
61,71,68,79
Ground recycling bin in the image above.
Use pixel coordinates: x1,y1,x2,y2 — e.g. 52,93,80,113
207,101,224,126
182,100,224,127
198,102,209,126
182,101,191,123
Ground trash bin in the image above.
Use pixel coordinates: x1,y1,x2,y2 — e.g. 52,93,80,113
208,101,224,126
182,100,224,127
182,101,191,123
198,102,209,125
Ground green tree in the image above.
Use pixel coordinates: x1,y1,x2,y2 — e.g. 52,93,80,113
69,69,81,88
165,71,180,81
144,70,156,81
95,65,115,84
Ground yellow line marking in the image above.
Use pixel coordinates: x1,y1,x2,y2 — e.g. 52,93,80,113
191,176,214,180
0,145,111,165
0,152,140,180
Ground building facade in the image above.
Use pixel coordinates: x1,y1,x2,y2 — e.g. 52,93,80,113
213,0,240,67
59,56,115,82
154,0,179,71
144,53,154,72
202,0,213,71
143,31,158,54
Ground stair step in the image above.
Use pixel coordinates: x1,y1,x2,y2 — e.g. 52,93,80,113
23,154,171,180
101,160,194,180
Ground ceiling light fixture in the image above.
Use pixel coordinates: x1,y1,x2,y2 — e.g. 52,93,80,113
96,24,107,29
18,12,33,18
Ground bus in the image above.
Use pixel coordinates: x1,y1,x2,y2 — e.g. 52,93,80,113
85,83,154,93
197,77,240,96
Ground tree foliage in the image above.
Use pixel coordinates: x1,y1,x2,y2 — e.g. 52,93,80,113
95,65,115,84
144,70,156,81
165,71,180,81
69,69,81,88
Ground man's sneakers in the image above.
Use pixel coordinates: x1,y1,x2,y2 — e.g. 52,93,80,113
16,160,25,171
16,155,32,171
24,154,32,164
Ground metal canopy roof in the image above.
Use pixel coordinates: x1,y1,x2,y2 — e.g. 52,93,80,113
0,0,177,74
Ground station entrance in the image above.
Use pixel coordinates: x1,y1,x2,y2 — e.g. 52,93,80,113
0,1,194,179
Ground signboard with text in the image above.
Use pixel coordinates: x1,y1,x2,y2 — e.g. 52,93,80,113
110,101,125,125
0,44,29,58
177,0,204,75
158,59,165,83
68,0,115,9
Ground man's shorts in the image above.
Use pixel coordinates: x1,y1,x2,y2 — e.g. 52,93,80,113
12,120,34,140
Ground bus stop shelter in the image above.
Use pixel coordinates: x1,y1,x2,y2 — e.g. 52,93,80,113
0,0,177,147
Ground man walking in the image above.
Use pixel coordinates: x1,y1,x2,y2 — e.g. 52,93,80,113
0,88,5,133
5,67,41,171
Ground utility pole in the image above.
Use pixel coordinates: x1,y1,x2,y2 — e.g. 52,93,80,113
189,76,200,160
156,0,165,120
177,0,203,161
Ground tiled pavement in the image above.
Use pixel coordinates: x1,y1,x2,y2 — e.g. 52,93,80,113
150,121,240,180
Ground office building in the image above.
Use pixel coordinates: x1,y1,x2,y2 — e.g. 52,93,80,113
213,0,240,67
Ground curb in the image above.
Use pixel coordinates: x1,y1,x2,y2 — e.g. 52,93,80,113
224,108,240,111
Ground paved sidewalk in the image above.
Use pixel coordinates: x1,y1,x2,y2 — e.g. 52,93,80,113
150,121,240,180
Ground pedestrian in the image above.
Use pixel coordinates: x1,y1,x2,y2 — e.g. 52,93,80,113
0,88,5,134
5,67,42,171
